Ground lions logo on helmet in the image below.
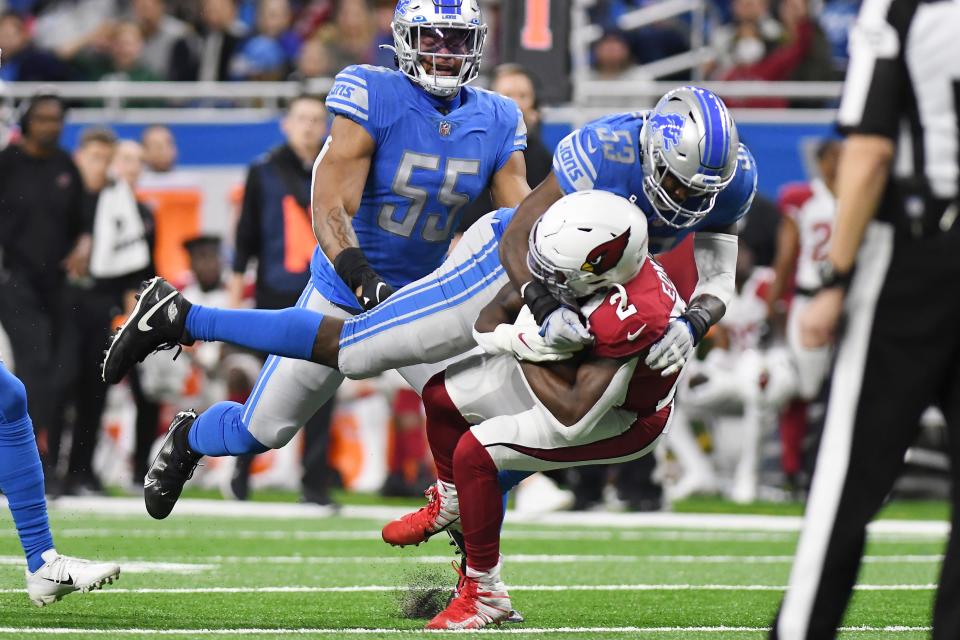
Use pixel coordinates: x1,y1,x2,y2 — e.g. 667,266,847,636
639,87,740,229
387,0,487,98
581,229,631,275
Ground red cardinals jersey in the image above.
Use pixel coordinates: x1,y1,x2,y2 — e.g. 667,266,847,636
584,259,686,415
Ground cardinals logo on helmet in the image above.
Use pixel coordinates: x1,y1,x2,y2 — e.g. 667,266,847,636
581,228,631,274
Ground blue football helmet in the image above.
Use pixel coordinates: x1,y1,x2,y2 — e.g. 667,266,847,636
389,0,487,98
639,87,740,228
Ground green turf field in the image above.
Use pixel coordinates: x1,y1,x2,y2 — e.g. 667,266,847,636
0,499,945,639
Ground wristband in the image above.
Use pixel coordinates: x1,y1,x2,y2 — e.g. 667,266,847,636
680,305,711,345
521,281,561,326
334,247,376,290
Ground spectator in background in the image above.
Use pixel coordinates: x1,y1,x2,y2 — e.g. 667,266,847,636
231,0,300,80
32,0,117,57
131,0,190,79
715,0,834,107
370,0,395,69
229,94,337,505
705,0,782,79
53,127,116,494
171,0,249,81
0,93,89,474
76,21,161,82
589,30,641,81
459,64,551,233
288,34,333,81
141,125,178,177
0,11,73,81
323,0,374,71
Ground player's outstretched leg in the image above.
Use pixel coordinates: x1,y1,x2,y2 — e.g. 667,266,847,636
102,277,336,384
426,431,511,630
143,402,270,519
0,362,120,606
382,374,466,546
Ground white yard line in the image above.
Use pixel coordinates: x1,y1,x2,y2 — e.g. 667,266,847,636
0,626,934,635
0,584,939,594
0,527,945,544
0,496,946,537
0,557,213,574
7,554,932,566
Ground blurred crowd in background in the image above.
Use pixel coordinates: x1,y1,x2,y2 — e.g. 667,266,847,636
0,0,853,106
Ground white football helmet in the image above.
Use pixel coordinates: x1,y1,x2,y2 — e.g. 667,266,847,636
389,0,486,98
639,86,740,228
528,190,649,304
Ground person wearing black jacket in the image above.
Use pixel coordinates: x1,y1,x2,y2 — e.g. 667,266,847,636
228,94,338,505
0,93,89,469
59,135,156,495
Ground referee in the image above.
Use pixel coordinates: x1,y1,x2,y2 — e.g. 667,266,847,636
772,0,960,637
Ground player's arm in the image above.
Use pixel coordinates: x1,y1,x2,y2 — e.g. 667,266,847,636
497,172,592,349
766,214,800,315
489,151,531,209
499,171,563,290
311,116,392,309
689,221,739,327
472,284,577,363
519,356,628,427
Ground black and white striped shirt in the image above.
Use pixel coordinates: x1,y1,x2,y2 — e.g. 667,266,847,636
837,0,960,231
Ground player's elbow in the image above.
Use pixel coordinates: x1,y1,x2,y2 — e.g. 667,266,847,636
552,396,593,427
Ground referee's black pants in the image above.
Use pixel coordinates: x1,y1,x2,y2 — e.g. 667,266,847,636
771,221,960,639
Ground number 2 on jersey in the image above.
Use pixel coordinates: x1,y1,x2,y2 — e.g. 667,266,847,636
378,151,480,242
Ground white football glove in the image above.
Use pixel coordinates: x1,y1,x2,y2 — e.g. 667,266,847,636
474,306,580,362
645,318,695,377
538,306,593,350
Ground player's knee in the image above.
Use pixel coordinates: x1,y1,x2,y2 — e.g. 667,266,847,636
423,373,470,436
245,420,295,450
453,431,496,477
0,367,28,424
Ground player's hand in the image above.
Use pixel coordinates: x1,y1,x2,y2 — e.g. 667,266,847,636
799,287,844,348
538,306,593,350
646,318,695,377
473,323,578,363
355,273,395,311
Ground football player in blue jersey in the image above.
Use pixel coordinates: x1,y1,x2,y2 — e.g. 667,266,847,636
103,87,755,522
101,0,530,521
0,360,120,606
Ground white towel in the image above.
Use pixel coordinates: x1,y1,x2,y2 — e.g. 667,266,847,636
89,180,151,279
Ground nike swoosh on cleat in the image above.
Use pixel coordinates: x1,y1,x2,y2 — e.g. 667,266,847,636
137,291,179,332
627,324,648,341
42,575,74,586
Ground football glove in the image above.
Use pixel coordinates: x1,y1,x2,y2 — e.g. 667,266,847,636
646,305,712,377
334,247,395,311
539,306,593,350
473,307,580,363
645,318,695,377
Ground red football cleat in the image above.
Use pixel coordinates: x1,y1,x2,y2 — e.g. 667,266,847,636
426,563,511,630
381,482,459,547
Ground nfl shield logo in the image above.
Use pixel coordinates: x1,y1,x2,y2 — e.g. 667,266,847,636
438,120,453,137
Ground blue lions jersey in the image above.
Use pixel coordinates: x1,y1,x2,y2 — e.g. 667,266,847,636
312,64,527,310
552,112,757,254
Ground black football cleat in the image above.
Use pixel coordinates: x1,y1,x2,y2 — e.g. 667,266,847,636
143,411,202,520
446,529,525,624
101,277,193,384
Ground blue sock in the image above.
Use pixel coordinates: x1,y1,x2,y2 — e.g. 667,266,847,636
0,365,54,573
186,305,323,361
187,401,269,457
497,470,531,494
